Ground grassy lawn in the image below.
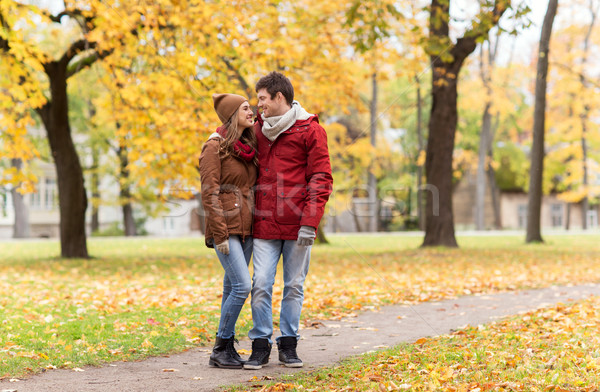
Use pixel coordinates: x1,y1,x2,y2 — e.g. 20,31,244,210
247,295,600,392
1,233,600,378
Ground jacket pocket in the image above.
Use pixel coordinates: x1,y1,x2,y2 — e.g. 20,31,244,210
220,193,242,231
275,187,306,225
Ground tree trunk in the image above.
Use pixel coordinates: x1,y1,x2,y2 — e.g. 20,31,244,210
415,76,425,231
526,0,558,243
422,0,506,247
37,61,89,258
88,104,100,234
90,145,100,233
565,202,571,230
581,193,589,230
351,198,363,232
122,202,136,236
580,110,589,230
422,68,459,247
118,144,137,236
476,101,492,230
578,2,597,230
10,158,30,238
475,39,499,231
316,222,329,244
368,71,378,232
486,164,502,229
487,114,502,229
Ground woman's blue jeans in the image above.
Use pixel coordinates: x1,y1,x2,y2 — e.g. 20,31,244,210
214,235,253,339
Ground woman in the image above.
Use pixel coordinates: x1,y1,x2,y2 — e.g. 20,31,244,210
198,93,258,369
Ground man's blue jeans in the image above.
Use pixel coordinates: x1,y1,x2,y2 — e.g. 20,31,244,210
215,235,253,339
249,239,311,343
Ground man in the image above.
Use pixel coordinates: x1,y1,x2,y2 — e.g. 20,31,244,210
244,72,333,370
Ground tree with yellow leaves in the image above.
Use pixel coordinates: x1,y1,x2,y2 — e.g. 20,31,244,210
547,0,600,230
1,1,154,257
2,0,367,256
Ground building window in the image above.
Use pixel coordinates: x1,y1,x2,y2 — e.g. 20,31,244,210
518,204,527,229
163,217,175,233
551,203,563,228
44,179,57,210
30,187,42,209
588,210,598,228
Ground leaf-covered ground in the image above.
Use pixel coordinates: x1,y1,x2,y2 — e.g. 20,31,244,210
1,234,599,378
251,295,600,392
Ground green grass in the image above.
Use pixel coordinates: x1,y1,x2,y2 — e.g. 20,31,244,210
1,233,600,378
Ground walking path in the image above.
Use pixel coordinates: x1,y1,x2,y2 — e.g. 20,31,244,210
2,283,599,392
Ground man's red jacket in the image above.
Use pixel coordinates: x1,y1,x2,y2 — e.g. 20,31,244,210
252,114,333,240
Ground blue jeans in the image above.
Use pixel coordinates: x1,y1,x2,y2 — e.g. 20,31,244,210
249,239,311,343
215,235,253,339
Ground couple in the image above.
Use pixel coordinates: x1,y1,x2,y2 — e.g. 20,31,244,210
198,72,333,370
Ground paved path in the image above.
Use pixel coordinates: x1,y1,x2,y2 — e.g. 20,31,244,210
2,283,599,392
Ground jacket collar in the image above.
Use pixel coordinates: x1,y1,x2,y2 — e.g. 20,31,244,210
255,114,319,128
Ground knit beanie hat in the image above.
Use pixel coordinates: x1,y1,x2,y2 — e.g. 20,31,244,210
212,93,247,124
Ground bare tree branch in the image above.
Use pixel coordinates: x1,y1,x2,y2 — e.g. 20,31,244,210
452,1,509,65
221,57,253,98
0,12,10,52
66,48,114,79
61,39,95,64
62,19,142,79
47,9,85,23
551,61,600,89
0,36,8,52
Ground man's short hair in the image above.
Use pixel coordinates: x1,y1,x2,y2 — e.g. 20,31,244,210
255,72,294,105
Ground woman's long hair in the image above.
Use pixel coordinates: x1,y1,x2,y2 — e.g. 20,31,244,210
219,107,258,166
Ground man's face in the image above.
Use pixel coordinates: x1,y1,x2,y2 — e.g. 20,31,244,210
257,88,287,118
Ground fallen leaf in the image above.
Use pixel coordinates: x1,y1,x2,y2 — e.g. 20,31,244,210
147,318,160,325
367,374,383,382
304,320,325,328
545,355,558,369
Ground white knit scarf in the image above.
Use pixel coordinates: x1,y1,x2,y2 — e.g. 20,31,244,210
261,101,312,142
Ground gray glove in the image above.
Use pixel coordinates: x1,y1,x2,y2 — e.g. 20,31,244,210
297,226,316,246
216,240,230,255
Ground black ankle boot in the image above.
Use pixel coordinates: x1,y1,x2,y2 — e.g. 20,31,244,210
243,338,272,370
277,336,303,368
209,336,243,369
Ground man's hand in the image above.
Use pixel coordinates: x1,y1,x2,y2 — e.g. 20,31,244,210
297,226,316,246
216,240,230,255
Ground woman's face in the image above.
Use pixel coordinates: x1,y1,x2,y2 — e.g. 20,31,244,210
237,101,254,129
